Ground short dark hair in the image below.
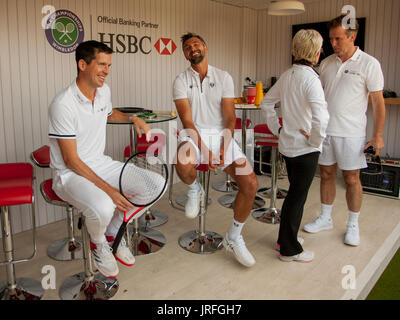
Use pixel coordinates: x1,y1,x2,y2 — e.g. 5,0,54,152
327,14,359,37
180,32,206,48
75,40,113,74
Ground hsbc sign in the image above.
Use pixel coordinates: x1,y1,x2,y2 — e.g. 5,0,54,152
99,33,177,56
154,38,177,55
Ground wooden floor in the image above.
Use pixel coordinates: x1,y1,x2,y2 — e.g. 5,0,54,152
1,171,400,300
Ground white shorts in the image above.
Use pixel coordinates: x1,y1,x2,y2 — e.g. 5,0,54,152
178,132,246,170
318,135,368,170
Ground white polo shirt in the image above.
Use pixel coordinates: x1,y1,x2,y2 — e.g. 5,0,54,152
48,80,113,176
172,65,235,133
319,48,384,137
261,64,329,158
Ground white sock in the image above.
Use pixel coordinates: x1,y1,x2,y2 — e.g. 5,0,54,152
105,212,124,239
228,219,245,240
320,203,333,221
348,211,359,226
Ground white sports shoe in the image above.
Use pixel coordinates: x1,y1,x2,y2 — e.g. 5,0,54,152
344,223,360,246
106,235,135,266
303,215,333,233
223,234,256,267
90,241,119,278
279,250,314,263
185,182,203,219
275,237,304,252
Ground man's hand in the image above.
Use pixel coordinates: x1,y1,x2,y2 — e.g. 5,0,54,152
132,116,151,142
364,136,384,156
208,150,221,170
107,186,135,213
218,145,226,168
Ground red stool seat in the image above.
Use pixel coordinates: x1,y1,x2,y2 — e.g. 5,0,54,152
31,145,50,167
235,118,251,130
124,133,166,158
254,118,283,135
196,164,209,171
0,163,33,206
256,137,279,148
41,179,65,203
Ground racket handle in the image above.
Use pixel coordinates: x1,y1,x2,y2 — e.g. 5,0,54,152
112,222,127,253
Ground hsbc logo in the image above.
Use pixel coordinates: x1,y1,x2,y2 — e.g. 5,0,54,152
99,33,177,56
154,38,177,55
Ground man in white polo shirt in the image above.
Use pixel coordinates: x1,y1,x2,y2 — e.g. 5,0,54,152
303,15,386,246
48,40,153,278
173,33,258,267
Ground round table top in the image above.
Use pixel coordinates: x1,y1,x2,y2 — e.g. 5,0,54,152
108,107,177,124
234,104,261,110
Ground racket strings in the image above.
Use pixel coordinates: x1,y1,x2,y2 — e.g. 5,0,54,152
120,156,167,206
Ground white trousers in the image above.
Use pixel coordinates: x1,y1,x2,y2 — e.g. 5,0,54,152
52,156,164,243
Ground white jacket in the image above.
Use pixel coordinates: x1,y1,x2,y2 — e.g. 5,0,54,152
260,64,329,158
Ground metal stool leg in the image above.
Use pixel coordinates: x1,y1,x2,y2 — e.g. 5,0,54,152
178,170,223,254
59,216,119,300
0,206,44,300
252,147,281,224
212,172,238,192
127,216,166,256
47,206,83,261
256,145,288,199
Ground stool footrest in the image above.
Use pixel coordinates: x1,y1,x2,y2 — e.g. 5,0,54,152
178,230,223,254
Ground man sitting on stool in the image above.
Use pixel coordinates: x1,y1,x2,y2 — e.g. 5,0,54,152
48,41,152,278
173,33,258,267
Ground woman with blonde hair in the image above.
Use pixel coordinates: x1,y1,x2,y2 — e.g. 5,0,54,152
260,29,329,262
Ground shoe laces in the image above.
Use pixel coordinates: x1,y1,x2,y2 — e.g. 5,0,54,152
96,242,114,262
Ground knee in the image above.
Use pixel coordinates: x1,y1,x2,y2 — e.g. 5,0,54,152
240,174,258,196
343,172,360,186
320,168,336,181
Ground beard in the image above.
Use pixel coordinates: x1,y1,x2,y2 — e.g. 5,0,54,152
188,51,205,65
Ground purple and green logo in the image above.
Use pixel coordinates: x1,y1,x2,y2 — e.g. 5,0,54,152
45,10,84,54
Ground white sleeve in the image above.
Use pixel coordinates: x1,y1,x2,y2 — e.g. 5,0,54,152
48,102,76,139
366,58,384,93
173,75,188,100
222,73,235,98
260,80,281,136
305,77,329,148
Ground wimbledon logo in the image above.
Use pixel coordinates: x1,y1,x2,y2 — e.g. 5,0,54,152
45,10,84,54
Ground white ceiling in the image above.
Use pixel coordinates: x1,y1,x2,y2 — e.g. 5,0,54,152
211,0,320,10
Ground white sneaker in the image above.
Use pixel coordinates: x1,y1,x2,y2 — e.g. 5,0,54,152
90,241,119,278
275,237,304,252
303,215,333,233
106,235,135,266
344,223,360,246
223,234,256,267
185,182,203,219
279,250,314,262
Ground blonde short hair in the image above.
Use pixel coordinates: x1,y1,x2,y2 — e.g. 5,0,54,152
291,29,323,64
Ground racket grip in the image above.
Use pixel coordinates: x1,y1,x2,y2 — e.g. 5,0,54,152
112,223,127,253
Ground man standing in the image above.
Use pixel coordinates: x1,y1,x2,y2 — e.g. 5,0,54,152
49,40,154,278
303,16,386,246
173,33,258,267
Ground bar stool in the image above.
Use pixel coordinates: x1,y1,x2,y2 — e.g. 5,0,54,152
124,133,167,256
31,146,82,261
0,163,44,300
59,214,119,300
169,164,223,254
252,131,283,224
253,122,288,199
212,118,251,193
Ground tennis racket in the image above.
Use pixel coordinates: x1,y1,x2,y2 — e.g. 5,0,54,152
112,151,168,253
